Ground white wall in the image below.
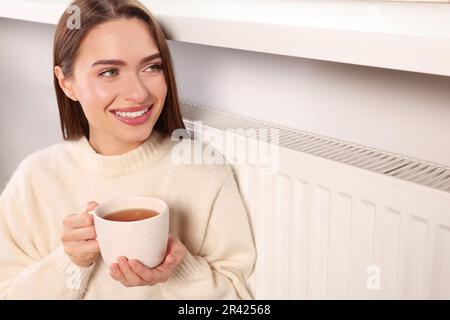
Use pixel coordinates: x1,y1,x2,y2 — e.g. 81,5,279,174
1,17,450,190
0,18,61,190
169,40,450,167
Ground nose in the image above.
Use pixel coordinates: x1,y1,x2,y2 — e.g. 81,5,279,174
123,73,148,103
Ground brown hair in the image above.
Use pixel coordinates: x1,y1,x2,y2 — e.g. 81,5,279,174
53,0,185,140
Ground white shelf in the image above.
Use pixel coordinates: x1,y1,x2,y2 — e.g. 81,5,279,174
1,0,450,76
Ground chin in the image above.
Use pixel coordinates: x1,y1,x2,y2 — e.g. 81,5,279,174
120,126,153,143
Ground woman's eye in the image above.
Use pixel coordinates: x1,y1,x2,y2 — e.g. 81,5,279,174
144,63,163,72
99,68,119,78
98,64,162,79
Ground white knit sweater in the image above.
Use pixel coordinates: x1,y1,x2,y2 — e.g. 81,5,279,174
0,131,256,299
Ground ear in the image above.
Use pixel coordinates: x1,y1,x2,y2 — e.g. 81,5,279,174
54,66,79,102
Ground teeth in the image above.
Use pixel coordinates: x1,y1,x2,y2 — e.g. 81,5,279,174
114,106,150,118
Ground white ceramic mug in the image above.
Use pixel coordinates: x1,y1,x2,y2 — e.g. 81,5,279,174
92,196,169,269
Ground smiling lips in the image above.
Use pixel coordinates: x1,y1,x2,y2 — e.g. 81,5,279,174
110,104,153,126
110,103,153,117
111,104,151,113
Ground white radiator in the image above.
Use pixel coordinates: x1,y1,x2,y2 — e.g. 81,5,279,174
182,101,450,300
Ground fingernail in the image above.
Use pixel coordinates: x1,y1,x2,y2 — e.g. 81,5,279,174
118,257,127,264
86,203,96,214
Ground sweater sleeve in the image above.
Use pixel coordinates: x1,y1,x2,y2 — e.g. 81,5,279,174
159,167,256,300
0,167,96,300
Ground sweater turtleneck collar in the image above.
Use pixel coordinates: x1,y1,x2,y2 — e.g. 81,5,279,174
65,130,172,176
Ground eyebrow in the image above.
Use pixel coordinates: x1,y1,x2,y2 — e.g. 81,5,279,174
91,53,161,67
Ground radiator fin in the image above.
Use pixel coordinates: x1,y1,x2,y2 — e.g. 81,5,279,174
182,101,450,193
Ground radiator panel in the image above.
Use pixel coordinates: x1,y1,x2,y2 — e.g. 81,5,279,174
183,103,450,299
212,132,450,299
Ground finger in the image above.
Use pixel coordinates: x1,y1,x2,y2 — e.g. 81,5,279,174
153,254,180,275
163,235,186,266
64,213,94,228
85,201,99,214
78,239,100,254
64,239,100,255
117,257,144,285
127,236,186,285
153,237,187,277
62,225,96,241
109,263,128,285
129,260,166,285
163,251,180,265
166,235,186,260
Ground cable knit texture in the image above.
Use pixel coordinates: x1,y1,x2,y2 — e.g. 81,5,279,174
0,130,256,300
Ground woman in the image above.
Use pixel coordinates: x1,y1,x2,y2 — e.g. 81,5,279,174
0,0,255,299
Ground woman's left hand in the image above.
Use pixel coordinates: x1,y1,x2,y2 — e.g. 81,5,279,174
109,234,187,287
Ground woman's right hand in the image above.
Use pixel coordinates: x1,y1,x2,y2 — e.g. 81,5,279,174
61,201,100,268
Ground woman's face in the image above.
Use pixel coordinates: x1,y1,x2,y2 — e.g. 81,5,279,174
55,17,167,155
